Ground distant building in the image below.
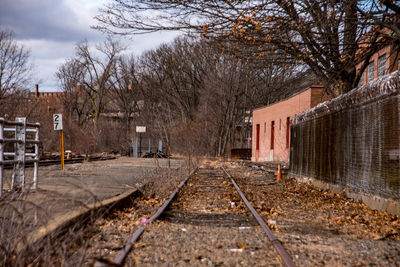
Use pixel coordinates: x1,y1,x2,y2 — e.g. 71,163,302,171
28,84,64,114
356,30,400,86
28,84,143,121
29,84,64,99
252,85,329,163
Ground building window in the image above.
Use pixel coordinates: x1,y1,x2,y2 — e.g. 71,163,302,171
270,121,275,150
368,61,375,82
378,54,386,76
264,122,266,133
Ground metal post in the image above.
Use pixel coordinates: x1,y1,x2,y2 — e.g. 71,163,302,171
60,130,64,170
12,117,26,189
139,133,142,157
133,138,138,158
33,126,40,189
158,140,162,153
148,139,151,153
0,119,4,196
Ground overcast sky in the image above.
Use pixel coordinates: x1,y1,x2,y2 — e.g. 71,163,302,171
0,0,180,91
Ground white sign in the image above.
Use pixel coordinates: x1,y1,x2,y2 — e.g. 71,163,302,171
136,126,146,133
53,114,63,130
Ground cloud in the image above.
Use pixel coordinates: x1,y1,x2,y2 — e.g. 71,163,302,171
0,0,103,42
19,40,76,90
123,31,182,56
20,39,76,60
0,0,183,91
0,0,107,91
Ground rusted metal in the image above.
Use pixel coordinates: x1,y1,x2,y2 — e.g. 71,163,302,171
112,168,198,265
0,117,40,195
221,167,296,267
112,226,145,265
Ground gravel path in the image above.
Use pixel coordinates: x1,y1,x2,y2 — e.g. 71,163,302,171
58,160,399,266
126,165,283,266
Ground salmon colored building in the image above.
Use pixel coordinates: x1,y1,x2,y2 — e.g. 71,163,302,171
252,85,329,163
357,43,400,86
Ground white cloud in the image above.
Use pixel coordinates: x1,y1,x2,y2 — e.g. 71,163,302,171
19,39,76,91
1,0,183,91
123,31,182,56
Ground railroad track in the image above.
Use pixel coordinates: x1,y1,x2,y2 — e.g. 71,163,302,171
2,155,116,169
92,164,295,266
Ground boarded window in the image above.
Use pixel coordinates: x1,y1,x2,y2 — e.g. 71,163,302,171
368,61,375,82
378,54,386,76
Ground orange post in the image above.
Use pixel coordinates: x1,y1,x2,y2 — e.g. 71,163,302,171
277,164,281,182
60,130,64,170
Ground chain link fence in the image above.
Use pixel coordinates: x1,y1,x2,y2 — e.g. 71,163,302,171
290,71,400,200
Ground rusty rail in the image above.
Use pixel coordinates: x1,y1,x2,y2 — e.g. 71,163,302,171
99,166,294,266
112,167,198,265
221,167,296,267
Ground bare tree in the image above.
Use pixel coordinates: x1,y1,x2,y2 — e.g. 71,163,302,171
0,29,32,113
56,59,91,126
109,56,142,144
135,37,210,155
135,36,305,156
95,0,390,97
199,56,247,156
357,0,400,42
56,39,125,152
137,43,182,155
72,39,124,127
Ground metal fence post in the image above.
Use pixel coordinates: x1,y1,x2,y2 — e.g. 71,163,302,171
133,138,138,158
0,119,4,197
148,139,151,153
158,140,162,152
33,125,40,189
12,117,26,189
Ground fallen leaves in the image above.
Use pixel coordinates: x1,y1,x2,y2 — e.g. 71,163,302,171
226,162,400,240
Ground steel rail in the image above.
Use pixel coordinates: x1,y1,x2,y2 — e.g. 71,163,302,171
0,138,40,144
0,118,40,128
221,167,296,267
112,167,198,265
1,156,117,169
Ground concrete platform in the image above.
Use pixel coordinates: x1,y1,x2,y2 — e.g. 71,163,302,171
1,157,185,248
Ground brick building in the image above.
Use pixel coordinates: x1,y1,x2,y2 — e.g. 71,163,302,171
357,32,400,86
252,85,329,162
252,29,400,163
27,84,64,115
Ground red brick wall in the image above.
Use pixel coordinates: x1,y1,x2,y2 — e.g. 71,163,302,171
357,44,399,86
310,86,330,108
252,85,329,163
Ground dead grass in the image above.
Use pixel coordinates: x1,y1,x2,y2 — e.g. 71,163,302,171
0,158,194,266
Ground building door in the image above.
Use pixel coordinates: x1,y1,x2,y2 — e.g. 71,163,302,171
270,121,275,160
255,124,260,162
286,117,290,148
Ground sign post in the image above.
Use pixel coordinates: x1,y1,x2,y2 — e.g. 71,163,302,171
53,114,64,170
136,126,146,157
